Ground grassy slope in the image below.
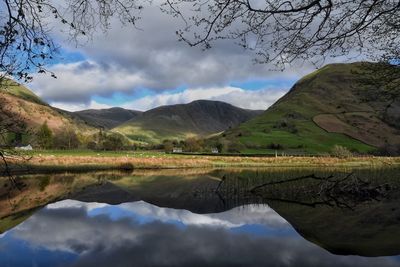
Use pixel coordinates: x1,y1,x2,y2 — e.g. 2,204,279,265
221,62,400,154
1,79,47,105
114,124,193,145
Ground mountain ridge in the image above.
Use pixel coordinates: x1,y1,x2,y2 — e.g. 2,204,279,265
113,100,263,144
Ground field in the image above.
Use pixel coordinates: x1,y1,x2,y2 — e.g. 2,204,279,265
232,112,373,154
314,112,400,147
3,149,400,174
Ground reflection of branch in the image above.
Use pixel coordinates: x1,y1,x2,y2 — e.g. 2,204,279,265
215,190,226,207
255,195,333,208
215,175,226,192
250,174,334,193
0,150,18,189
249,172,391,210
0,151,25,191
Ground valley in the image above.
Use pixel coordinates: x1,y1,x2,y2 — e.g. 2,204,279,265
1,62,399,159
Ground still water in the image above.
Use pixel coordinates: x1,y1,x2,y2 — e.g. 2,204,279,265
0,168,400,266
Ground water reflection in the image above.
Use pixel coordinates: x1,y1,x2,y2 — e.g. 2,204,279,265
1,200,400,267
0,168,400,266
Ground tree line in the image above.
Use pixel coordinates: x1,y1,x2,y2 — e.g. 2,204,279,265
5,121,127,151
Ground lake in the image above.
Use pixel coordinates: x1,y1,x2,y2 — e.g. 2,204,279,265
1,168,400,267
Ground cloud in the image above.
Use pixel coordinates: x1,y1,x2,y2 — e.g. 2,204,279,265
7,200,400,267
29,4,309,105
50,99,113,111
45,200,289,228
120,86,288,111
117,201,289,228
47,84,288,111
31,61,147,103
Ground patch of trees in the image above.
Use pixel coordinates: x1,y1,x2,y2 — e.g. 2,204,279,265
101,134,124,151
161,138,204,152
30,126,129,151
33,122,82,149
53,128,80,149
85,130,126,151
36,122,53,149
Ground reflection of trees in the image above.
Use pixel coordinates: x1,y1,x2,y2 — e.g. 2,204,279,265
213,171,394,210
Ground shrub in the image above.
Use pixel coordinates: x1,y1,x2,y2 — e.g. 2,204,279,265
331,145,353,158
101,134,124,151
162,140,174,152
267,143,284,150
86,141,97,150
183,137,203,152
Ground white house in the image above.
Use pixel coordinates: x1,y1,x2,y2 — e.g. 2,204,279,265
172,147,183,153
211,147,219,154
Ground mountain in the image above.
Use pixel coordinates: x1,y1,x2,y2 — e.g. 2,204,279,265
73,108,142,129
218,62,400,154
0,79,94,139
113,100,263,144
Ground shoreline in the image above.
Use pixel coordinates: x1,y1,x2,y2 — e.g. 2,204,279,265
2,153,400,176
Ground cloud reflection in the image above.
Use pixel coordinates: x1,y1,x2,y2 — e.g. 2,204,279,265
6,200,400,267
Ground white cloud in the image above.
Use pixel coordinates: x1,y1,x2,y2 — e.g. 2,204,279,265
31,61,147,103
45,200,289,229
119,201,242,228
10,200,285,254
27,4,308,105
121,86,288,111
47,200,109,211
51,99,113,111
121,201,290,228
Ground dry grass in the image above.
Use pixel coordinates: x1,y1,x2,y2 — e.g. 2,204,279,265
5,153,400,173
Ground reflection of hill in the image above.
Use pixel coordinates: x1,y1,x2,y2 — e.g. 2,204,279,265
1,168,400,256
268,198,400,256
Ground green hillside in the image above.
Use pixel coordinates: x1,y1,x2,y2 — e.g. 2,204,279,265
113,100,263,144
218,62,400,154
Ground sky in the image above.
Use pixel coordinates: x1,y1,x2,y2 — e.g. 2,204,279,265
27,4,319,112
